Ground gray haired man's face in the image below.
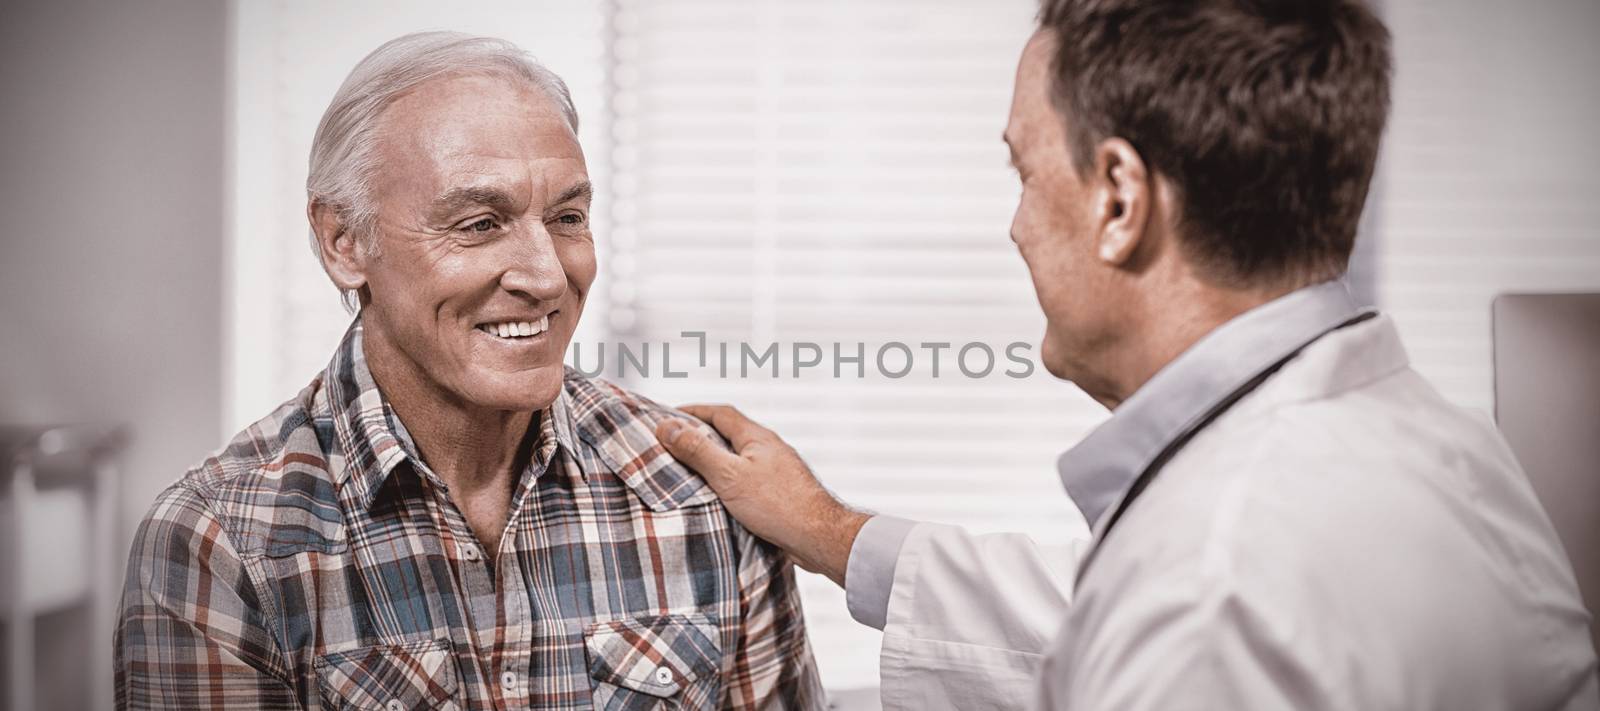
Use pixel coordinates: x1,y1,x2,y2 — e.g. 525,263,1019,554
353,73,595,413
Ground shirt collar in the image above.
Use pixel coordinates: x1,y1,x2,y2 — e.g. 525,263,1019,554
1057,279,1371,529
324,317,579,512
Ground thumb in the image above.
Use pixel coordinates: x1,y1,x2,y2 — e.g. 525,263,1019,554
656,418,740,484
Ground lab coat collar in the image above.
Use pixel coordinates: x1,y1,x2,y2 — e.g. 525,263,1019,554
1057,279,1372,529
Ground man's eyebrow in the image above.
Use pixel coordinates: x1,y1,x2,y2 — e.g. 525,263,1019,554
430,186,518,218
550,180,594,207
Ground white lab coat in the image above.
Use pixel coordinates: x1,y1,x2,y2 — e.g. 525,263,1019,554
866,315,1599,710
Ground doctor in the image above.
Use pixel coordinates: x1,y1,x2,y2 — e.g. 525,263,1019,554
654,0,1600,708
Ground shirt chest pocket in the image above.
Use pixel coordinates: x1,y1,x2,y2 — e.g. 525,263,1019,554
314,638,461,711
584,613,724,710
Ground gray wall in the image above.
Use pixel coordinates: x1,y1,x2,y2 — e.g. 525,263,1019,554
0,0,227,544
0,2,227,707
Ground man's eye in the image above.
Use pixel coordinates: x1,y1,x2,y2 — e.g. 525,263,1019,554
462,217,498,233
557,213,585,226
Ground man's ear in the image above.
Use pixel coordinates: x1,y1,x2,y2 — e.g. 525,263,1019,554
1090,138,1152,267
308,199,369,292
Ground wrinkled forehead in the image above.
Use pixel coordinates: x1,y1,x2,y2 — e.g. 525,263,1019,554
369,73,586,205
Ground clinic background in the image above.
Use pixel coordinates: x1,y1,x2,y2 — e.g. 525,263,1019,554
1,0,1597,709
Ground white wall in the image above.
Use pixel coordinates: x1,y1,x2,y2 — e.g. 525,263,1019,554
1375,0,1600,413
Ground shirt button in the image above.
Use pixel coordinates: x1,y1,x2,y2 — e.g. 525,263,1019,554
501,670,519,690
654,665,674,685
385,701,404,711
461,544,481,561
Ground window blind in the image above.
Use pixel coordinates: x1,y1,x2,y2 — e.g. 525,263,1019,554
605,0,1094,690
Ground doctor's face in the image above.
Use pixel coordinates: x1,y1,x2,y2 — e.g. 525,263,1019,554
1004,30,1124,389
352,73,596,412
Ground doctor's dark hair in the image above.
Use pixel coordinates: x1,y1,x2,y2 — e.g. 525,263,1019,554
1037,0,1392,288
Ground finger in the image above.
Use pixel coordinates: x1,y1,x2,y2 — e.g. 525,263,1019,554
655,418,743,486
677,403,774,451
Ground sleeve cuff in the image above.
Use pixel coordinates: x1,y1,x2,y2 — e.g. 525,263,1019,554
844,515,919,630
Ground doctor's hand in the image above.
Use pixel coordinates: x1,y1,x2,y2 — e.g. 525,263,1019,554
656,404,870,588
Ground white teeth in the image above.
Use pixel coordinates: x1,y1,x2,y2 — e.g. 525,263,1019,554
480,317,552,339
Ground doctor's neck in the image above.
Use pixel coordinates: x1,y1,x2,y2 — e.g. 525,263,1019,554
1072,266,1301,412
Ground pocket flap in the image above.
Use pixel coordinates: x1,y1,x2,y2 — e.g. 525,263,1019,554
584,613,722,698
315,638,459,710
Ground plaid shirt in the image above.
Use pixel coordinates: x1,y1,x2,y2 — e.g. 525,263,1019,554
116,320,823,710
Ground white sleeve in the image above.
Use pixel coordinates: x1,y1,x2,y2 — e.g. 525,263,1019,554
845,516,1084,711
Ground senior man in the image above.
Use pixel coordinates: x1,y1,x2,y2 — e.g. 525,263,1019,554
656,1,1600,709
115,33,821,710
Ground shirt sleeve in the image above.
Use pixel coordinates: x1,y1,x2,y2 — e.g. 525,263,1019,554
844,515,918,629
875,522,1083,711
720,522,827,710
115,483,299,710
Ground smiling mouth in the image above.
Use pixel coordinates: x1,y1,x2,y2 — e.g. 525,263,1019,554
476,314,551,340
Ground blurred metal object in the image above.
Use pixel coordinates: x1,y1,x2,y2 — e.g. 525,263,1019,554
1,424,126,711
1492,293,1600,658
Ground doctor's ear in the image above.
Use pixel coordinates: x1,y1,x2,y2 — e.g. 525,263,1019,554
309,199,370,292
1091,138,1152,267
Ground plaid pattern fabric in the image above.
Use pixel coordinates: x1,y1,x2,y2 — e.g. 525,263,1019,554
115,320,823,710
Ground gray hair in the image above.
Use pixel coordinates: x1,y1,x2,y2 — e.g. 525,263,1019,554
306,31,580,311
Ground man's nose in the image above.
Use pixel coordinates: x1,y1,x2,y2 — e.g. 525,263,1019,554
498,224,567,301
